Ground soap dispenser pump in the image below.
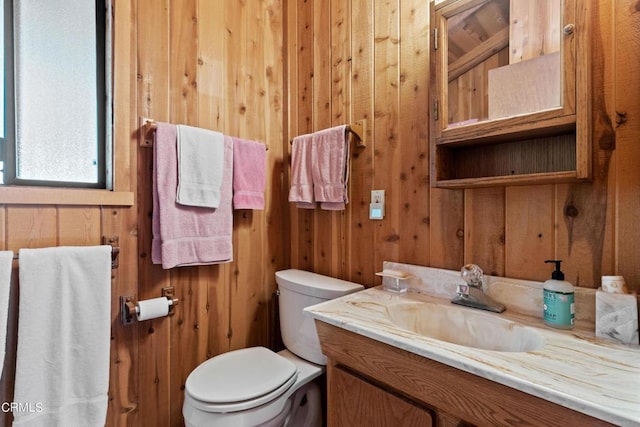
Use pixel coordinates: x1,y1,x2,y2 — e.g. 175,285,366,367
543,260,575,329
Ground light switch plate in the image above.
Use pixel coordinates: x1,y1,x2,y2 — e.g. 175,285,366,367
371,190,385,204
370,190,385,220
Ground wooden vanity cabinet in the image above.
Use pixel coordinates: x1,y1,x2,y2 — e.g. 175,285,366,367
328,364,435,426
316,320,614,427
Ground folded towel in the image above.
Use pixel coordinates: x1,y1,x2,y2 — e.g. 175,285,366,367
311,125,349,210
153,122,233,268
232,137,267,210
176,124,225,208
288,133,316,209
14,246,111,427
0,251,13,380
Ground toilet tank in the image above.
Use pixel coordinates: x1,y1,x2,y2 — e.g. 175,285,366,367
275,269,363,365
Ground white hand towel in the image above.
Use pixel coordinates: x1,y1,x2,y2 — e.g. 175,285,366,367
0,251,13,380
14,246,111,427
176,124,225,208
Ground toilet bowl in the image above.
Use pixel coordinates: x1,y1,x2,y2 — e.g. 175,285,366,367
183,269,364,427
183,348,323,427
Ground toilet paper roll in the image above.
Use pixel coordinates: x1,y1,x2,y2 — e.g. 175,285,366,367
137,297,170,321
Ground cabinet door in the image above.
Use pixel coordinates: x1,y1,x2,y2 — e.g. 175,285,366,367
328,365,435,427
430,0,592,188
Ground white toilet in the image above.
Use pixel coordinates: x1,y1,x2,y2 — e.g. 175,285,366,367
183,269,364,427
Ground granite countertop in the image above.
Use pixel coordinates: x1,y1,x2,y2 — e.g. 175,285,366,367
305,287,640,426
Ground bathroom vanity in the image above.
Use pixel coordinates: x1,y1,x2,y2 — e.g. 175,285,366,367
305,265,640,427
317,321,609,426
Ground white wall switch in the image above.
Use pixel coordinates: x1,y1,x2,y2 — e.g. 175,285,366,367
371,190,385,204
370,190,385,220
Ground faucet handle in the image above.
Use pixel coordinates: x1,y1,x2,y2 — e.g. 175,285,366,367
461,264,484,288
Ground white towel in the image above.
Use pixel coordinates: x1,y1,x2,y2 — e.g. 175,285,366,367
176,124,225,208
14,246,112,427
0,251,13,380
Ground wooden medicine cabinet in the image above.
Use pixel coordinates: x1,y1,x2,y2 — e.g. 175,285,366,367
430,0,591,188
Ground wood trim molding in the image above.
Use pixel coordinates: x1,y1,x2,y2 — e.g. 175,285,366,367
0,186,134,206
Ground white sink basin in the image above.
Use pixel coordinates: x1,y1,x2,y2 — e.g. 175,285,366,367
386,301,545,352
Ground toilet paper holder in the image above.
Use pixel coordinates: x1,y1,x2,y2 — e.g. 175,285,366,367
120,287,179,325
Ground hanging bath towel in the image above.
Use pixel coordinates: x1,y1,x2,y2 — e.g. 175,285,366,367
0,251,13,380
153,122,234,268
14,245,111,427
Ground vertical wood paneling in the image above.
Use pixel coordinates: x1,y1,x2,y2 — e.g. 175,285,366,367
555,0,616,288
290,0,315,272
57,208,101,246
505,186,555,281
330,0,350,278
196,0,230,359
226,0,255,351
263,0,288,314
612,0,640,287
167,1,202,423
136,0,172,425
106,1,139,425
6,208,58,249
464,188,505,276
398,0,430,267
373,0,401,270
229,0,272,343
348,0,375,283
313,0,340,276
429,188,464,270
510,0,561,63
104,207,139,427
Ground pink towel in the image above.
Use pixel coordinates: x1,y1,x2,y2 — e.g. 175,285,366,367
288,133,316,209
312,125,349,210
152,122,233,268
232,137,267,210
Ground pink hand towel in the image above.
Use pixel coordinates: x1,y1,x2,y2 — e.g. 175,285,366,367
152,122,233,268
288,133,316,209
232,137,267,210
311,125,349,210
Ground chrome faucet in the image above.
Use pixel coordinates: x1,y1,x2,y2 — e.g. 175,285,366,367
451,264,505,313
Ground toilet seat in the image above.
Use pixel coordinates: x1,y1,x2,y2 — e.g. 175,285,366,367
185,347,298,413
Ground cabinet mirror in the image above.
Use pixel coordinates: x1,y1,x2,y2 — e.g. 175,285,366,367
430,0,591,188
446,0,562,126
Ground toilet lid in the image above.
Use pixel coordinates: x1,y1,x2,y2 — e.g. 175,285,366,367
185,347,297,406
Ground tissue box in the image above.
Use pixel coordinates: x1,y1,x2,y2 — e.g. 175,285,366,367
595,290,639,345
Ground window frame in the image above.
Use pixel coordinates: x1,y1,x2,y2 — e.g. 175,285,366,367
1,0,112,190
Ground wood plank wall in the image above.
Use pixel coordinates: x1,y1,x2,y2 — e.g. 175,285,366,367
0,1,286,426
0,1,637,427
286,0,640,292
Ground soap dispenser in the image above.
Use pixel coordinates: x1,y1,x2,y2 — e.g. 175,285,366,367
543,260,575,329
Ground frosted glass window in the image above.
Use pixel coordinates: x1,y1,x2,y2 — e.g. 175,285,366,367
14,0,100,184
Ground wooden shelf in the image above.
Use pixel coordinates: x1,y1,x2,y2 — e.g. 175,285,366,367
432,132,583,188
436,112,576,147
